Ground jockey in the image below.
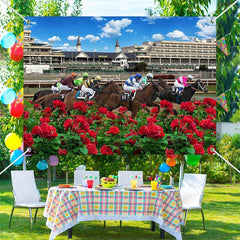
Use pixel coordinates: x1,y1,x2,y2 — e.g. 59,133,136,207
173,75,193,94
60,72,77,89
123,73,143,92
74,72,89,86
81,75,101,99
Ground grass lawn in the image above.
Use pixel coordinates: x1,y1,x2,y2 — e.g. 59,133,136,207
0,179,239,240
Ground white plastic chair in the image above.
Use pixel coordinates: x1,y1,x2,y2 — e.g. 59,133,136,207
9,170,45,229
74,170,99,186
180,173,207,231
118,171,143,186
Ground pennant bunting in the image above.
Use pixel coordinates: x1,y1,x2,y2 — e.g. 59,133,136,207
216,93,228,112
16,32,23,48
216,37,228,57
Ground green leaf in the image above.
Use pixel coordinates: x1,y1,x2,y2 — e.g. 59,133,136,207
80,147,88,155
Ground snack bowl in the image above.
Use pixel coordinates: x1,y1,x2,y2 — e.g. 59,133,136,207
100,177,117,188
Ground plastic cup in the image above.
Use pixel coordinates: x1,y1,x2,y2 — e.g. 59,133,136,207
87,180,94,188
151,181,158,190
130,179,137,188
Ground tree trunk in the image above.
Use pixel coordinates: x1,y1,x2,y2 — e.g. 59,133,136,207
66,171,69,184
47,166,51,189
229,166,232,184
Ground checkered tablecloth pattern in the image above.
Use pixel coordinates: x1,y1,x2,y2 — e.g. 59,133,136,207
44,187,184,240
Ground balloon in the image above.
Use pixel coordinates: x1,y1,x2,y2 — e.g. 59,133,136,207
5,133,22,150
9,43,23,61
166,157,176,167
0,88,16,105
159,163,170,173
185,155,201,166
10,100,24,117
37,160,48,170
0,32,16,49
48,155,59,166
10,149,24,166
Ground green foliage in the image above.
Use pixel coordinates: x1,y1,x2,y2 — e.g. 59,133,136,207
134,62,147,72
216,1,240,121
231,107,240,122
152,0,211,16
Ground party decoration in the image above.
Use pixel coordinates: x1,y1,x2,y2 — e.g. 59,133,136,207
10,149,24,166
10,99,24,117
5,133,22,150
184,155,201,166
154,174,162,188
166,157,177,167
159,163,170,173
0,32,16,49
216,37,228,57
16,89,23,103
16,32,23,47
10,43,23,61
0,88,16,105
37,160,48,170
48,155,59,166
216,93,228,112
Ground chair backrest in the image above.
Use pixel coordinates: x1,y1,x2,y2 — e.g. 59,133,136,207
11,170,41,203
180,173,207,207
74,170,100,186
118,171,143,186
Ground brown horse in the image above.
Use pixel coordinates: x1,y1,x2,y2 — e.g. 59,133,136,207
33,93,64,108
101,80,164,118
64,81,122,112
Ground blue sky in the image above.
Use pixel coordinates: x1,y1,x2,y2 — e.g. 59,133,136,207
25,16,216,53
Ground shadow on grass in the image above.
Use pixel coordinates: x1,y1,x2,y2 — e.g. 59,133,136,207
207,192,240,197
184,220,240,240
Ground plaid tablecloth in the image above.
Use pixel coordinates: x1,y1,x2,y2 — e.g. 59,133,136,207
44,187,184,240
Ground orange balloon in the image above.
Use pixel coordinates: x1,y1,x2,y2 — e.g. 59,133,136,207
166,158,176,167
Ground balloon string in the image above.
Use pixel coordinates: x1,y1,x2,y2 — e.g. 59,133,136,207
213,0,239,22
0,0,30,23
212,149,240,174
0,148,31,175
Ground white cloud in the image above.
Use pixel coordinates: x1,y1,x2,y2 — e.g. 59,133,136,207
68,35,78,41
63,43,69,47
93,16,106,21
166,30,189,40
101,18,132,38
84,34,100,42
126,29,134,33
196,17,216,38
104,46,108,50
48,36,61,42
141,17,156,24
152,34,164,41
55,45,76,51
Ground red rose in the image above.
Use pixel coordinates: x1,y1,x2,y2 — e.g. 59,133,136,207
195,130,204,138
119,106,128,113
58,148,68,155
141,104,147,108
194,144,205,155
34,104,40,109
138,125,149,135
114,148,121,154
23,111,29,119
147,117,157,123
150,107,159,114
127,117,138,124
98,107,108,114
107,111,117,120
165,148,178,158
31,125,42,136
63,119,73,131
73,101,89,113
107,126,120,135
23,132,34,148
43,107,52,114
53,100,67,113
160,100,173,112
193,101,202,106
87,144,98,155
203,98,216,107
87,101,94,106
147,123,165,139
206,107,216,118
207,145,216,155
170,119,179,131
100,145,114,155
199,119,215,129
180,101,195,113
40,117,50,123
88,130,97,138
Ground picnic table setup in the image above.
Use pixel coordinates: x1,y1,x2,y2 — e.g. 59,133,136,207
44,174,184,240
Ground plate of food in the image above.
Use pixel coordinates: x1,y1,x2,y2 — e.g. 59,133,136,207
58,184,72,188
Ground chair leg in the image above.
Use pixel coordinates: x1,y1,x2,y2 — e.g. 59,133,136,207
183,209,188,233
200,209,206,230
9,206,15,228
104,220,106,228
120,220,122,228
29,208,33,230
34,208,38,225
151,221,155,231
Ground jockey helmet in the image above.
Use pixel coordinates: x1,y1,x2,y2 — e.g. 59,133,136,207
83,72,89,77
146,73,153,79
187,75,193,79
95,75,101,81
135,73,142,79
71,72,76,76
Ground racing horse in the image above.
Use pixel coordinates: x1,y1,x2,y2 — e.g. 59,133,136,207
158,79,208,103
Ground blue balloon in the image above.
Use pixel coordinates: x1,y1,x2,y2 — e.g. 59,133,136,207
0,88,16,105
159,163,170,173
10,149,24,166
37,160,48,171
0,32,16,49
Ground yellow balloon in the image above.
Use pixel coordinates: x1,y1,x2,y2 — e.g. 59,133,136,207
5,133,22,150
